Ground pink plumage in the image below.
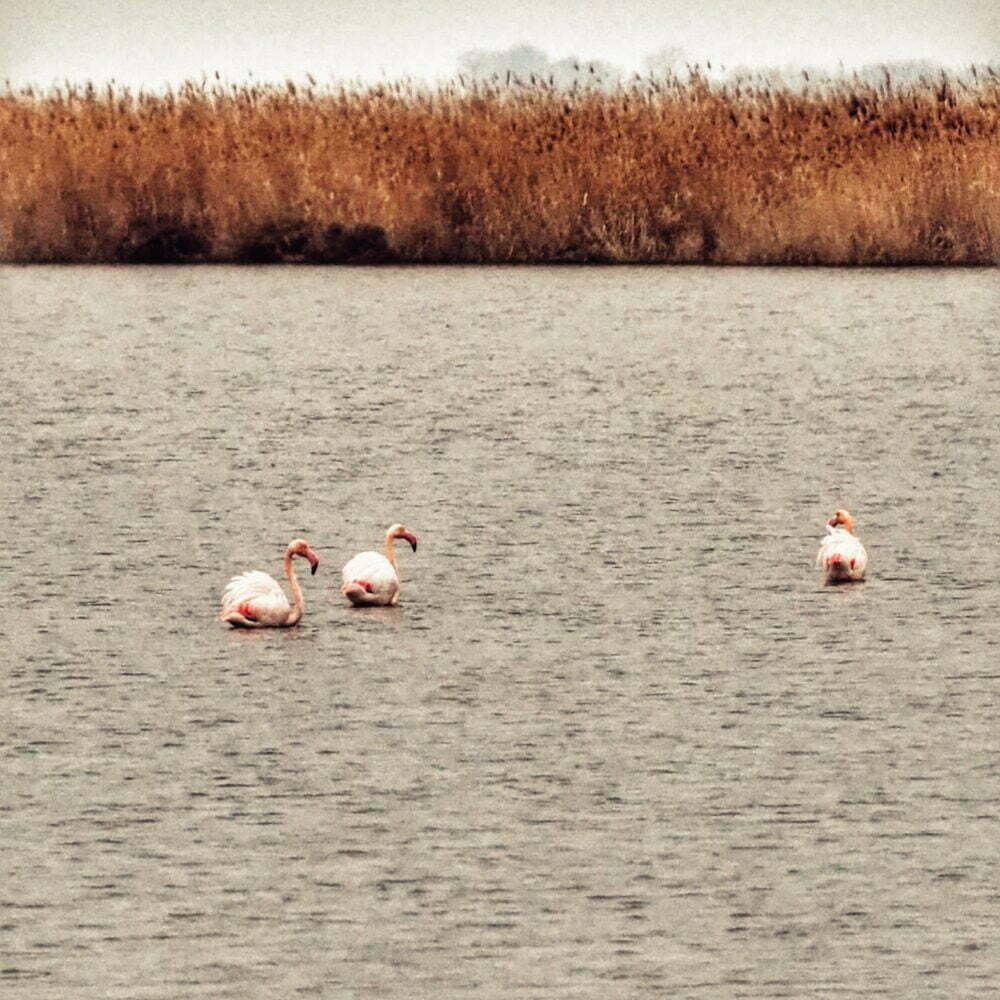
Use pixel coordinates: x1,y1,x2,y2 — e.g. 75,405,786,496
341,523,418,606
219,539,319,627
816,509,868,583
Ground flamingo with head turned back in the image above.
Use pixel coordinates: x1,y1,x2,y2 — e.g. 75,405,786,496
816,509,868,584
219,538,319,627
341,523,418,606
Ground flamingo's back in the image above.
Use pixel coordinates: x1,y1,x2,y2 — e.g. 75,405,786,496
816,528,868,583
341,551,399,605
220,570,292,625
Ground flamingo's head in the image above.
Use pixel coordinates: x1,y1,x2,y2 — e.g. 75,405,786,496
288,538,320,574
387,523,418,552
827,509,855,534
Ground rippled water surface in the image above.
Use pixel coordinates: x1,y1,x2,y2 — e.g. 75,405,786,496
3,265,1000,998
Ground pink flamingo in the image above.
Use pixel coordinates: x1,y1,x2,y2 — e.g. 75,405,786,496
218,538,319,627
341,524,418,606
816,509,868,584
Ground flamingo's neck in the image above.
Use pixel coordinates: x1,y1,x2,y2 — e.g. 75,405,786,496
284,550,304,626
384,533,399,575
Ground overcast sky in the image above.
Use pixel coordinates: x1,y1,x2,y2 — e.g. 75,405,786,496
1,0,997,88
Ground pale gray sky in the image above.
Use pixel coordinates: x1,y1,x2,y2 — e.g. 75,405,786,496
1,0,997,88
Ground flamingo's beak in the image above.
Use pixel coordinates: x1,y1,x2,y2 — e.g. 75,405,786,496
307,549,320,575
403,532,418,552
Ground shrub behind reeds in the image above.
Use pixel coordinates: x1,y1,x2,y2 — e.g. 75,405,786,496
1,72,998,264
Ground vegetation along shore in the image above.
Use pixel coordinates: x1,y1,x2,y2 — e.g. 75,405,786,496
1,70,998,265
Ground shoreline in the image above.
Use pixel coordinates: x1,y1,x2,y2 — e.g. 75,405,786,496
3,259,997,268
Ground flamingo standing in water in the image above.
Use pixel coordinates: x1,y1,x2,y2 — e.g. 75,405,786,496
218,538,319,627
341,523,418,606
816,509,868,584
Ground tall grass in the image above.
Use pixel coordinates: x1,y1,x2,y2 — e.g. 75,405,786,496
1,71,998,264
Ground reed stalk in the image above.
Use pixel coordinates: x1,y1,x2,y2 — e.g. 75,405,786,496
1,72,997,264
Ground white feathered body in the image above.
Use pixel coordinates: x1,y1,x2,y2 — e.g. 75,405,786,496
219,570,293,626
816,527,868,583
341,551,400,606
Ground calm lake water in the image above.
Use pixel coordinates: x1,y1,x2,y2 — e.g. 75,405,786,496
2,265,999,998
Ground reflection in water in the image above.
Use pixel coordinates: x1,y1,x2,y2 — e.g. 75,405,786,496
3,265,1000,998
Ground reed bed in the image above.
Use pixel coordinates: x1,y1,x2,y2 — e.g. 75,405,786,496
1,72,998,264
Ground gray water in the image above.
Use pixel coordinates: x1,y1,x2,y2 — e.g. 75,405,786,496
2,265,999,998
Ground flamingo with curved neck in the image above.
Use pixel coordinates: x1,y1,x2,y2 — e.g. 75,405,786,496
219,538,320,627
816,509,868,584
341,523,418,606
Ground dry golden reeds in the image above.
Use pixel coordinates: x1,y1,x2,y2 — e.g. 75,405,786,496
0,71,998,264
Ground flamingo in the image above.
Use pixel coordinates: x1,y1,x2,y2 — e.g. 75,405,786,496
218,538,319,627
341,523,418,606
816,509,868,584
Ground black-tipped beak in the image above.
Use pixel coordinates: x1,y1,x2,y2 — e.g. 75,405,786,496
311,562,318,575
